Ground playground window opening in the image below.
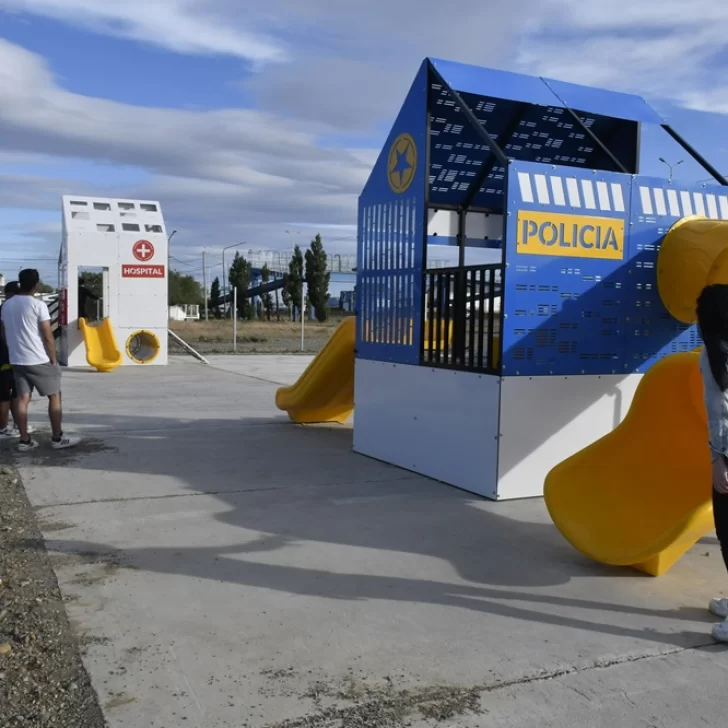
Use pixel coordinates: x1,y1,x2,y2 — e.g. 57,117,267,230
93,202,111,211
140,204,158,213
145,224,163,233
70,200,87,206
122,223,141,232
117,202,135,210
96,224,115,232
422,263,502,374
71,211,89,220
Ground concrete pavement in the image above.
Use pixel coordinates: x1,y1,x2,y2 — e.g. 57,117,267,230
12,354,728,727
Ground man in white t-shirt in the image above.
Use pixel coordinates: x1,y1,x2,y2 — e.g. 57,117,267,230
0,269,80,451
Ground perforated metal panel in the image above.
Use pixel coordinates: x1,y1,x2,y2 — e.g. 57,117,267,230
428,63,640,211
502,162,632,376
357,62,427,365
626,177,704,371
501,164,708,376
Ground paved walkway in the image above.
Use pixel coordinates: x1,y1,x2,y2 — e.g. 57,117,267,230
13,355,728,727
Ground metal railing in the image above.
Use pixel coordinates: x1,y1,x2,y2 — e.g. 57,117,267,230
421,263,502,373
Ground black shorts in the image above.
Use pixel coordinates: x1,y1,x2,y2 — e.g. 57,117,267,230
0,369,16,402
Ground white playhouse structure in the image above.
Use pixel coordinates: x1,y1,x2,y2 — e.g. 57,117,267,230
58,195,169,368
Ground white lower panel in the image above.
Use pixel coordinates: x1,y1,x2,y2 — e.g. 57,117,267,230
497,374,642,500
353,360,500,498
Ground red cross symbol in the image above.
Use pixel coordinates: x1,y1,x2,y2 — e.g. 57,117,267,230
133,240,155,262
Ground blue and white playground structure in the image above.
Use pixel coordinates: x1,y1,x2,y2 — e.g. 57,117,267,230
279,56,728,544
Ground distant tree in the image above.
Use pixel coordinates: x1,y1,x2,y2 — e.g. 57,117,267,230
260,264,275,320
284,245,304,319
305,234,331,322
168,270,203,306
228,252,252,319
209,276,221,318
37,279,55,294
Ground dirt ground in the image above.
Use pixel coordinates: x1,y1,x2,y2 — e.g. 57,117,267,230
0,458,107,728
169,315,352,355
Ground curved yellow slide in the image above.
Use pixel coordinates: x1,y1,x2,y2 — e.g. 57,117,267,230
79,317,123,373
275,317,356,424
544,350,714,576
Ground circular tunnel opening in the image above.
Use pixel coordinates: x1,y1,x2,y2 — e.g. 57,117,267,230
126,330,160,364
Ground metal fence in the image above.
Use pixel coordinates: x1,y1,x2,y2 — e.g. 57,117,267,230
421,264,502,373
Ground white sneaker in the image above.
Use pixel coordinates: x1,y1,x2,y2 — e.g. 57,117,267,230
9,424,35,437
0,425,36,439
713,619,728,642
17,438,39,452
709,598,728,619
51,434,81,450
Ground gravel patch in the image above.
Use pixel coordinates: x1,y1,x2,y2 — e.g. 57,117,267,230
0,459,107,727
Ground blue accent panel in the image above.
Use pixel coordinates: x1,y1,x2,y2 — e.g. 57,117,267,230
430,58,559,108
625,176,704,372
357,62,427,365
541,77,664,125
431,57,662,125
501,162,633,376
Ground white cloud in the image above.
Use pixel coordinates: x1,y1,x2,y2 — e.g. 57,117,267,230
0,0,285,64
516,0,728,113
2,0,728,269
0,39,371,235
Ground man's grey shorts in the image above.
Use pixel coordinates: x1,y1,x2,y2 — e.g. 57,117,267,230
12,363,61,397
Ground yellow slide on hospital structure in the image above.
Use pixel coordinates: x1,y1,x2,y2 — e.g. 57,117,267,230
545,216,728,576
544,350,714,576
275,316,356,424
79,317,123,373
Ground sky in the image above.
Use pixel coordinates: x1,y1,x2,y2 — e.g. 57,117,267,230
1,0,728,287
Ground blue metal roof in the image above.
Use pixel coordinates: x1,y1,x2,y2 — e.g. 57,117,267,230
430,58,664,125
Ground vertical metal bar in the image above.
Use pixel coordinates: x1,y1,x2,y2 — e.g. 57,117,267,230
418,74,432,361
467,268,475,369
435,273,444,365
426,271,435,363
487,267,496,370
443,272,452,365
233,286,238,352
453,209,467,366
477,268,486,369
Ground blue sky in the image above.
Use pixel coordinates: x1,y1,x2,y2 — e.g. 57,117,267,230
0,0,727,287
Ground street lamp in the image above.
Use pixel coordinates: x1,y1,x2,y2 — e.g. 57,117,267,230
659,157,683,182
222,242,246,319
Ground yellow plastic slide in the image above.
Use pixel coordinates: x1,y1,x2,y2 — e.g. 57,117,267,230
275,317,356,424
79,317,123,373
544,350,714,576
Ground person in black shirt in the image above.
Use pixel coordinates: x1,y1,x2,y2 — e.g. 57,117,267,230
0,281,30,437
78,277,100,321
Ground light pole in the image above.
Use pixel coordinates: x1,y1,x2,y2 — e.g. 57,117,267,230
166,230,177,297
659,157,683,182
222,242,246,319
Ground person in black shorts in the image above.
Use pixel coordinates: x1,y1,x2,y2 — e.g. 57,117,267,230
0,281,31,439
